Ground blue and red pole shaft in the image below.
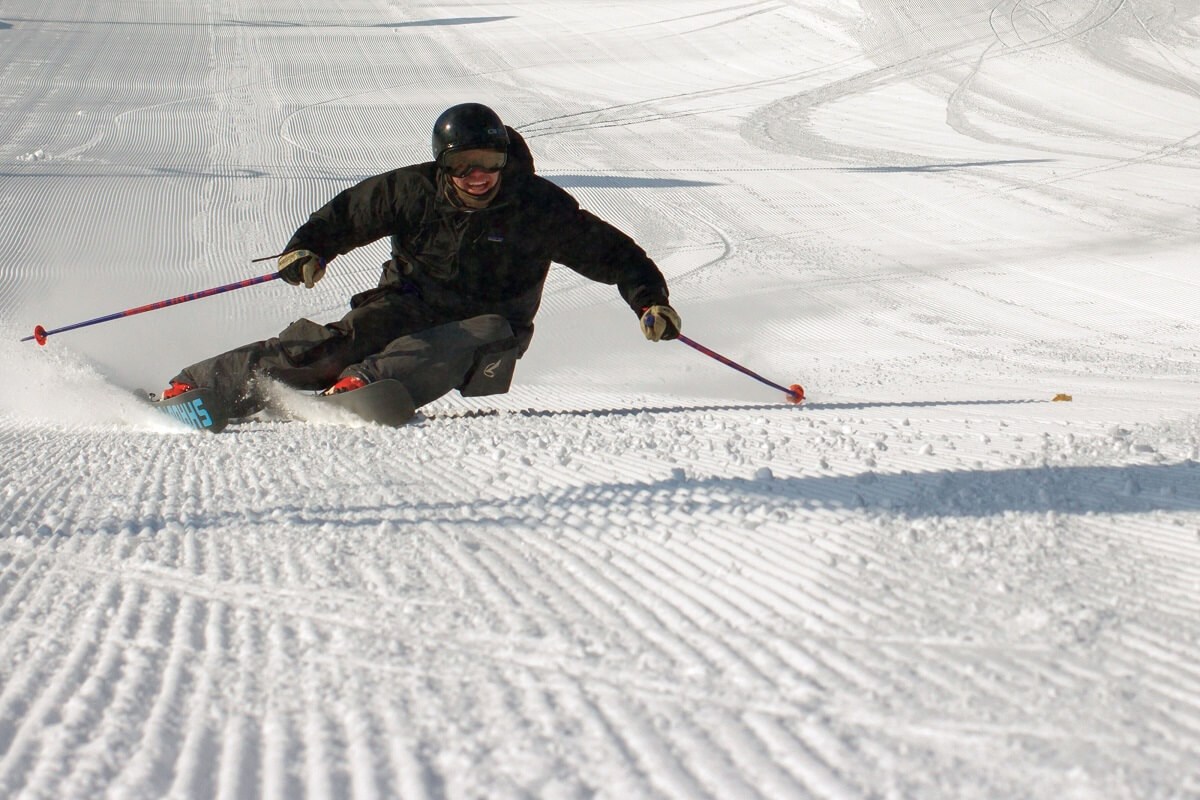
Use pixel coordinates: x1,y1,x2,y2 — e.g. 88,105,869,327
22,271,281,345
676,333,805,404
646,312,805,403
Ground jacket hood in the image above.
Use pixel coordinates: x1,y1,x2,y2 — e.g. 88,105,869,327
502,126,535,177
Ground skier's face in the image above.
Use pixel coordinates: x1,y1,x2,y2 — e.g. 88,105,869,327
450,169,501,197
446,149,503,197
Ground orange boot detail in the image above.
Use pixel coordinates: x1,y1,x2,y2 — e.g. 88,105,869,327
323,375,367,396
161,381,194,399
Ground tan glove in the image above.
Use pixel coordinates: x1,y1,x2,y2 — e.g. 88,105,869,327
640,304,681,341
278,249,326,289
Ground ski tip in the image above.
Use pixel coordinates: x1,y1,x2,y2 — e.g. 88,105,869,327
33,325,47,346
786,383,805,404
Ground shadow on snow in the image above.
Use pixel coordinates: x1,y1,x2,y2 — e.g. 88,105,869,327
419,397,1051,421
548,175,721,189
19,459,1199,538
223,16,515,28
840,159,1055,174
0,16,511,29
397,461,1200,521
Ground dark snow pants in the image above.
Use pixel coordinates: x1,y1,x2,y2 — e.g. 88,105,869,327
173,289,520,418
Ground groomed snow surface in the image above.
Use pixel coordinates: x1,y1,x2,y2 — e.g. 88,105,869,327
2,1,1199,798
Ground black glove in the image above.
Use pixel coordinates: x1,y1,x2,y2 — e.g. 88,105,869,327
640,304,681,341
278,249,326,288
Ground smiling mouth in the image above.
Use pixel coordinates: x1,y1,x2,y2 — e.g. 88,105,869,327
458,175,497,194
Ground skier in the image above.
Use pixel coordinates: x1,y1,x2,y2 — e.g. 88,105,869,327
155,102,681,419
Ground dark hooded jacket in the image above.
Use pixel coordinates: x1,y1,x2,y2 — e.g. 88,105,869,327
283,127,669,349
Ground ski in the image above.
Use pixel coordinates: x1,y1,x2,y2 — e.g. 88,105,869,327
136,387,231,433
308,379,417,427
269,379,418,428
138,380,416,432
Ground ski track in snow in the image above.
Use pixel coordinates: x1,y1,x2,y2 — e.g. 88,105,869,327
2,1,1200,798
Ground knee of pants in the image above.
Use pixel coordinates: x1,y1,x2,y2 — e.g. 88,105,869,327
277,318,342,365
462,314,515,344
459,316,521,398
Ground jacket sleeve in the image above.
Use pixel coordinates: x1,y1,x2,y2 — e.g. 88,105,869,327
542,186,671,315
283,169,426,259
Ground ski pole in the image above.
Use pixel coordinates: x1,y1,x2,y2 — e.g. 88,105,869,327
644,313,805,403
676,333,805,403
22,271,281,345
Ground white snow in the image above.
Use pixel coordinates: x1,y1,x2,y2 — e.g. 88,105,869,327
2,1,1199,797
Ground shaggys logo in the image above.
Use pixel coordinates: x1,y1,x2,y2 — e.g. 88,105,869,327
163,397,213,428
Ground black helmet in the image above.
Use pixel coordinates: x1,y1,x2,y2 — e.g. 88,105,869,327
431,103,509,164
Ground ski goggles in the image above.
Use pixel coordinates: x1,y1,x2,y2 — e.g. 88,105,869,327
440,148,508,178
